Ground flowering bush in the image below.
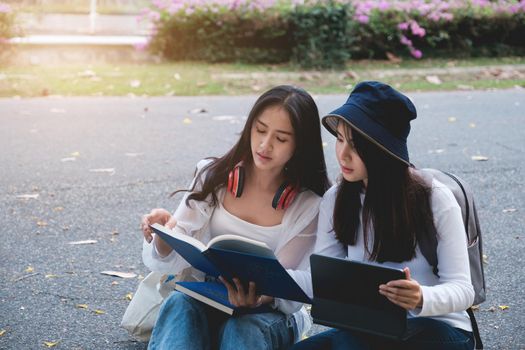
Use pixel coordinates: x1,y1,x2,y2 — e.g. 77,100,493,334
143,0,525,67
349,0,525,59
145,0,293,63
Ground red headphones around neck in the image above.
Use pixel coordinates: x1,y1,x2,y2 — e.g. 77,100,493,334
227,163,298,210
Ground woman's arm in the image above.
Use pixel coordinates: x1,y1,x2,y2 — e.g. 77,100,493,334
384,185,475,315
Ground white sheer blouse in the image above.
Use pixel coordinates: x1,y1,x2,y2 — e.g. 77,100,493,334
142,159,321,336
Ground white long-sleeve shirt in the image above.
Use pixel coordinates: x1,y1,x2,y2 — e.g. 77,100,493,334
142,159,321,337
288,179,475,332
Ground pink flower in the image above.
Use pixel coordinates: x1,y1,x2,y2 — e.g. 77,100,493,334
357,15,370,24
185,7,195,16
400,35,412,47
410,49,423,59
410,21,426,37
398,22,409,31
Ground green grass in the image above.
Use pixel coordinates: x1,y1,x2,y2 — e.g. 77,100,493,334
0,57,524,97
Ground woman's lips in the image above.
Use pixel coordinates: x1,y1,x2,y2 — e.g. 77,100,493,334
341,165,353,174
256,152,271,161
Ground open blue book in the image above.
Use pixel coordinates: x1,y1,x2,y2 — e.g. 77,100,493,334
150,223,311,313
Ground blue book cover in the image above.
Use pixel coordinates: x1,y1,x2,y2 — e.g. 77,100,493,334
150,223,311,304
175,281,273,315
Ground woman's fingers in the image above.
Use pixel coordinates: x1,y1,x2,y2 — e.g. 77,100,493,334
379,279,422,310
219,277,237,306
141,215,153,243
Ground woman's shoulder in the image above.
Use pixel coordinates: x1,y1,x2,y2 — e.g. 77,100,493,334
321,184,339,203
429,177,461,213
195,158,215,172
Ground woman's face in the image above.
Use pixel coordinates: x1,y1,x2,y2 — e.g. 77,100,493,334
250,105,296,173
336,122,368,186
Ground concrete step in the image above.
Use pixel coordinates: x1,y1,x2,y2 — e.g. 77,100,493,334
18,13,152,35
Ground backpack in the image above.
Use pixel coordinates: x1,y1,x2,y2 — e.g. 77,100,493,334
417,168,486,349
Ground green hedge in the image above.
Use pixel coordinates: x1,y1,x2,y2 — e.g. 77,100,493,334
145,1,525,68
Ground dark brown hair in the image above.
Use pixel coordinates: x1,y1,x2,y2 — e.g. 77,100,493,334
178,85,330,207
333,123,435,263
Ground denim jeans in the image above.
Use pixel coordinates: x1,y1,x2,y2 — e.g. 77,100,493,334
291,317,474,350
148,292,297,350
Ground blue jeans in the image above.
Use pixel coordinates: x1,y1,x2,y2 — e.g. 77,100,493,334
148,292,297,350
291,317,474,350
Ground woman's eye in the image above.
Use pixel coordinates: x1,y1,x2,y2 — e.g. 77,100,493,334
336,137,343,143
277,137,287,143
256,127,266,134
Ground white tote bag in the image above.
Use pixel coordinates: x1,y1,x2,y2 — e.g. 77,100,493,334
120,271,174,341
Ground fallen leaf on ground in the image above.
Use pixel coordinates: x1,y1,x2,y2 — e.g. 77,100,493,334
68,240,97,245
76,304,88,309
469,123,476,128
482,254,488,264
448,117,457,123
183,118,192,125
25,266,34,273
426,75,442,85
471,155,489,161
0,329,6,336
125,293,133,301
499,305,509,310
89,168,116,175
100,271,137,279
94,309,106,315
43,341,59,348
16,194,39,200
37,221,48,227
212,115,236,121
502,208,517,213
190,108,207,114
45,274,59,278
429,149,445,154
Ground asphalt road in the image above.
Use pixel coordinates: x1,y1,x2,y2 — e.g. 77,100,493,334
1,90,524,349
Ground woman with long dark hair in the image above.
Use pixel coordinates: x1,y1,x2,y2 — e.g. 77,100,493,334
291,81,475,349
140,85,330,349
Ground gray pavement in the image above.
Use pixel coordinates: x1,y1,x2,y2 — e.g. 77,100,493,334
1,90,524,349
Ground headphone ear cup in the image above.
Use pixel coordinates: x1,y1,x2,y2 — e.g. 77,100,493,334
228,165,245,198
272,183,297,210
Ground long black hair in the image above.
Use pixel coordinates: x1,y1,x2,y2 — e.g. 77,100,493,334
180,85,330,207
333,123,435,263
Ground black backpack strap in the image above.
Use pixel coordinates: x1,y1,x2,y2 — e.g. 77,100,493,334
467,307,483,349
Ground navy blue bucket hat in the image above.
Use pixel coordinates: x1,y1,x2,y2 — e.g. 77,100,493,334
322,81,416,166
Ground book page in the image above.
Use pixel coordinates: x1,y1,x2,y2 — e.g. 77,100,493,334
207,234,275,258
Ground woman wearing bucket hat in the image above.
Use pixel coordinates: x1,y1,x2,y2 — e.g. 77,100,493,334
289,81,475,349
